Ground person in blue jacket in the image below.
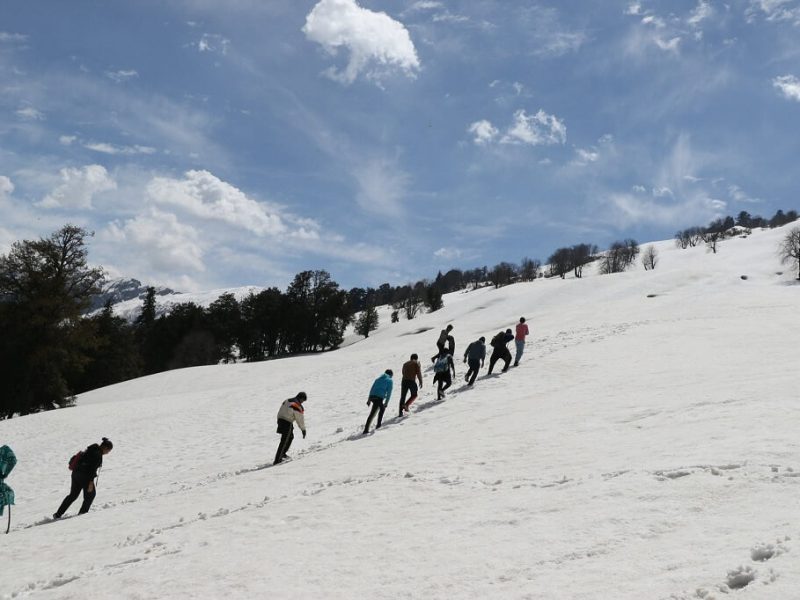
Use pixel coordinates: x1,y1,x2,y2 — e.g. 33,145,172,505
363,369,394,434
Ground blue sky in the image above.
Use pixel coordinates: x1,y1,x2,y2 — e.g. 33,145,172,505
1,0,799,291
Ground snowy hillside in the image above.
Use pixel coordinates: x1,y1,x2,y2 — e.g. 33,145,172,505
1,225,799,599
107,285,264,321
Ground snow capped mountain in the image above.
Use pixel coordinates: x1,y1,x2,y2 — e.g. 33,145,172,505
2,224,799,599
88,277,177,313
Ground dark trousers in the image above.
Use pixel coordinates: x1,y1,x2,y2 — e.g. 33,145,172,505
488,348,511,374
434,372,452,399
55,471,96,517
400,379,418,414
274,418,294,464
364,396,386,433
465,358,481,385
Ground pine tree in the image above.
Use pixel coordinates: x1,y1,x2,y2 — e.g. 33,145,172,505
355,305,379,338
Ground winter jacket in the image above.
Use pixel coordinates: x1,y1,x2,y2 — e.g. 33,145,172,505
277,398,306,433
491,331,514,350
369,373,393,404
464,340,486,362
402,360,423,385
515,323,529,341
75,444,104,479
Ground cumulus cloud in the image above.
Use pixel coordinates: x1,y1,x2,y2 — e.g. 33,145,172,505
147,170,319,239
434,247,463,260
353,158,410,217
468,120,499,145
469,110,567,148
303,0,420,84
105,69,139,83
104,209,205,274
573,148,600,165
85,142,157,155
39,165,117,209
625,3,643,15
59,135,77,145
501,109,567,146
688,0,714,26
773,74,800,101
0,175,14,199
196,33,230,54
747,0,800,24
16,106,44,121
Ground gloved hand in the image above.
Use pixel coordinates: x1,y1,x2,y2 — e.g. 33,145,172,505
302,430,307,439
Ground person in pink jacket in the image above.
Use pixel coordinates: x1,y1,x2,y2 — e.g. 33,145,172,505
514,317,530,367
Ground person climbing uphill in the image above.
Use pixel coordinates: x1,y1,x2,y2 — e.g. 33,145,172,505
275,392,307,465
432,351,456,400
400,354,423,415
364,369,393,434
487,329,514,374
463,336,486,385
431,324,453,363
514,317,530,367
53,437,113,519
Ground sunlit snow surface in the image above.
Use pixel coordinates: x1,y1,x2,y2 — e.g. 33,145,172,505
2,225,799,599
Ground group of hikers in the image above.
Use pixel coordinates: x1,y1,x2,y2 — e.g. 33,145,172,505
2,318,531,525
273,317,532,463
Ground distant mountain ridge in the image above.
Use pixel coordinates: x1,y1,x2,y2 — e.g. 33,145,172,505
89,277,178,312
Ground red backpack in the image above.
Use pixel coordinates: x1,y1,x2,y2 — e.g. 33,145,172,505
68,451,84,471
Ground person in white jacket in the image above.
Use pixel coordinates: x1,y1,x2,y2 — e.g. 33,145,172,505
274,392,307,465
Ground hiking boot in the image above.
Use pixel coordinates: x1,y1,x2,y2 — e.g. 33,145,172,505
52,513,61,520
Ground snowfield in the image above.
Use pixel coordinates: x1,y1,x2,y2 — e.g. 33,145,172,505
2,225,799,599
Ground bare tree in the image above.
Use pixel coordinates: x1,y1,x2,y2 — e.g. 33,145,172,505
642,245,658,270
519,257,541,281
778,226,800,280
600,239,639,274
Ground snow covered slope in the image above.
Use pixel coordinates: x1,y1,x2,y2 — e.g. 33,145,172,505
2,225,799,599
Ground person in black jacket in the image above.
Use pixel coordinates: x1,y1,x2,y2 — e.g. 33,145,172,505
487,329,514,374
53,437,113,519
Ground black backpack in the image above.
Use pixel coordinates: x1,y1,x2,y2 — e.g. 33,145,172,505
490,332,504,348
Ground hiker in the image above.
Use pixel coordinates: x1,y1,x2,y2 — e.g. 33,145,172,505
514,317,530,366
364,370,394,434
463,336,486,385
53,437,113,519
487,329,514,374
431,324,453,363
432,352,456,400
275,392,307,465
446,333,456,357
400,354,423,415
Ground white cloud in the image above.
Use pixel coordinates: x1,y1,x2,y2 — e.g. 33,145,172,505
197,33,230,54
353,158,410,217
0,32,27,43
501,109,567,146
104,209,206,274
654,36,682,52
105,69,139,83
408,1,442,10
468,120,499,145
632,185,647,193
625,3,643,15
773,74,800,101
641,15,666,28
574,148,600,165
729,184,762,204
747,0,800,24
0,175,14,199
652,186,674,197
604,191,725,228
688,0,714,26
432,12,470,24
39,165,117,209
303,0,420,85
434,247,462,260
59,135,77,145
85,142,157,155
16,106,44,121
146,170,319,238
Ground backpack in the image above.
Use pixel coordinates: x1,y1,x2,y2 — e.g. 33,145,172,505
490,333,504,348
433,355,449,373
68,451,84,471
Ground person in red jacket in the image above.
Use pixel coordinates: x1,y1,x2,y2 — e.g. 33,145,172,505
514,317,530,367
